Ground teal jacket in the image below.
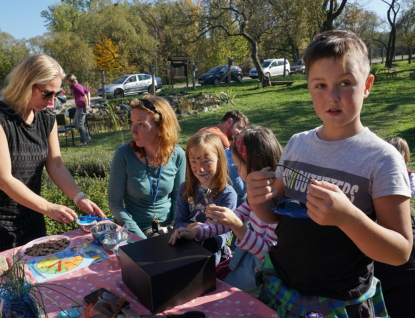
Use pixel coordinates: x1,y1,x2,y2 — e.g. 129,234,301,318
108,143,186,239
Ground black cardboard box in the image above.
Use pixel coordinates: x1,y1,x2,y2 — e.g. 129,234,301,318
119,234,216,314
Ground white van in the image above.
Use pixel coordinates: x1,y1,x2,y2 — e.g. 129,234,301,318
249,58,290,78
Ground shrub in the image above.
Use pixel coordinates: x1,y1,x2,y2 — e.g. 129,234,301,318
42,173,114,235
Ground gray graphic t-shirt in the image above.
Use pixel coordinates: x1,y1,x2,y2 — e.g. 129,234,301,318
270,127,410,299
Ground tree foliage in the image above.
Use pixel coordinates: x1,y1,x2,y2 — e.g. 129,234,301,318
0,31,29,86
1,0,396,92
93,37,122,77
191,0,284,87
397,0,415,63
42,32,96,83
334,2,379,48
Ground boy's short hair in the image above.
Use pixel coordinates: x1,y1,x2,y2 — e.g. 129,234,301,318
303,30,370,77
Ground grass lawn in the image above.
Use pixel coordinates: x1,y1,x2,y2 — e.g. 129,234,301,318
46,60,415,234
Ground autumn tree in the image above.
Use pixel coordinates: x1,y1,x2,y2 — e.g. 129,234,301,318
93,37,122,78
79,3,153,80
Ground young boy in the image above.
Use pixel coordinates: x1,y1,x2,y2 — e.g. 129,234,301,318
247,30,413,317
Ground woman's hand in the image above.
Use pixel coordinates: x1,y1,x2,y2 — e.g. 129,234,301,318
76,197,106,218
206,205,242,228
169,227,199,245
44,203,78,223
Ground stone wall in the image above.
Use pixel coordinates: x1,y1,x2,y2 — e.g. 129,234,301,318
56,92,224,125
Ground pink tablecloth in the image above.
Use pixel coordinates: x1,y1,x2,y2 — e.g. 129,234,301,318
1,229,279,318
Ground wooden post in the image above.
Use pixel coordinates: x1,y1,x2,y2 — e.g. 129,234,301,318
369,48,372,65
100,69,106,100
283,55,287,78
228,57,232,85
151,65,156,95
192,61,196,90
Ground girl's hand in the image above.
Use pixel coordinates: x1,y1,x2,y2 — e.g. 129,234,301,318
206,205,242,228
76,197,106,218
44,203,78,223
306,180,355,226
169,227,200,245
246,167,277,206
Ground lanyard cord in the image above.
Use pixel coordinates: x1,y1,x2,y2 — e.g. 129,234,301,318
144,153,163,220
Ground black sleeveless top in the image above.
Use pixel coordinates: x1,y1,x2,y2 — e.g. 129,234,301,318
0,101,55,249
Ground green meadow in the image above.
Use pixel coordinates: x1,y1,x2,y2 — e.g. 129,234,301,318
45,60,415,234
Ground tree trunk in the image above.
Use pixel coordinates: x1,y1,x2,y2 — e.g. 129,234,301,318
384,0,400,68
246,37,270,87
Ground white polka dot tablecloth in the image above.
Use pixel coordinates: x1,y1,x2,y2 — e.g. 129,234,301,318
1,229,279,318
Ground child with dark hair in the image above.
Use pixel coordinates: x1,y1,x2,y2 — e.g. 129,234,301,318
247,30,412,317
170,126,282,296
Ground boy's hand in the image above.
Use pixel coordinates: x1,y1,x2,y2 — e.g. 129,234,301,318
206,205,242,228
168,227,199,245
306,180,355,226
246,168,277,206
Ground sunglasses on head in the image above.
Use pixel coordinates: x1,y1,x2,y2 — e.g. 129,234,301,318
138,98,162,121
34,85,61,100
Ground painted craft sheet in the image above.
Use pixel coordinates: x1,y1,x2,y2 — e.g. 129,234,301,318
27,241,109,283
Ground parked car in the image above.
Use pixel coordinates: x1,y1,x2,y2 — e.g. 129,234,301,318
198,65,243,85
97,74,163,98
290,59,306,74
249,58,290,78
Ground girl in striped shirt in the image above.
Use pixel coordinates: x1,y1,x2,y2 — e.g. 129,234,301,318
170,126,283,296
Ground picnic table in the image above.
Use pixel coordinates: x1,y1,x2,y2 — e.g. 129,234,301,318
380,67,397,79
0,229,279,318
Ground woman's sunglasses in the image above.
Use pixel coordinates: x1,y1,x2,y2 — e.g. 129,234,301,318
34,85,61,100
139,99,162,121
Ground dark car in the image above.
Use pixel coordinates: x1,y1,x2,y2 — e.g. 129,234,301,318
198,65,243,85
290,59,306,74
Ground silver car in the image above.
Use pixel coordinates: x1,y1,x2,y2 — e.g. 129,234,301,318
97,74,163,98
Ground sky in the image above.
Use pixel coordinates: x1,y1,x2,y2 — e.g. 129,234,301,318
0,0,392,40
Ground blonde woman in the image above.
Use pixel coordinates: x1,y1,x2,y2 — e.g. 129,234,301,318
0,54,105,251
